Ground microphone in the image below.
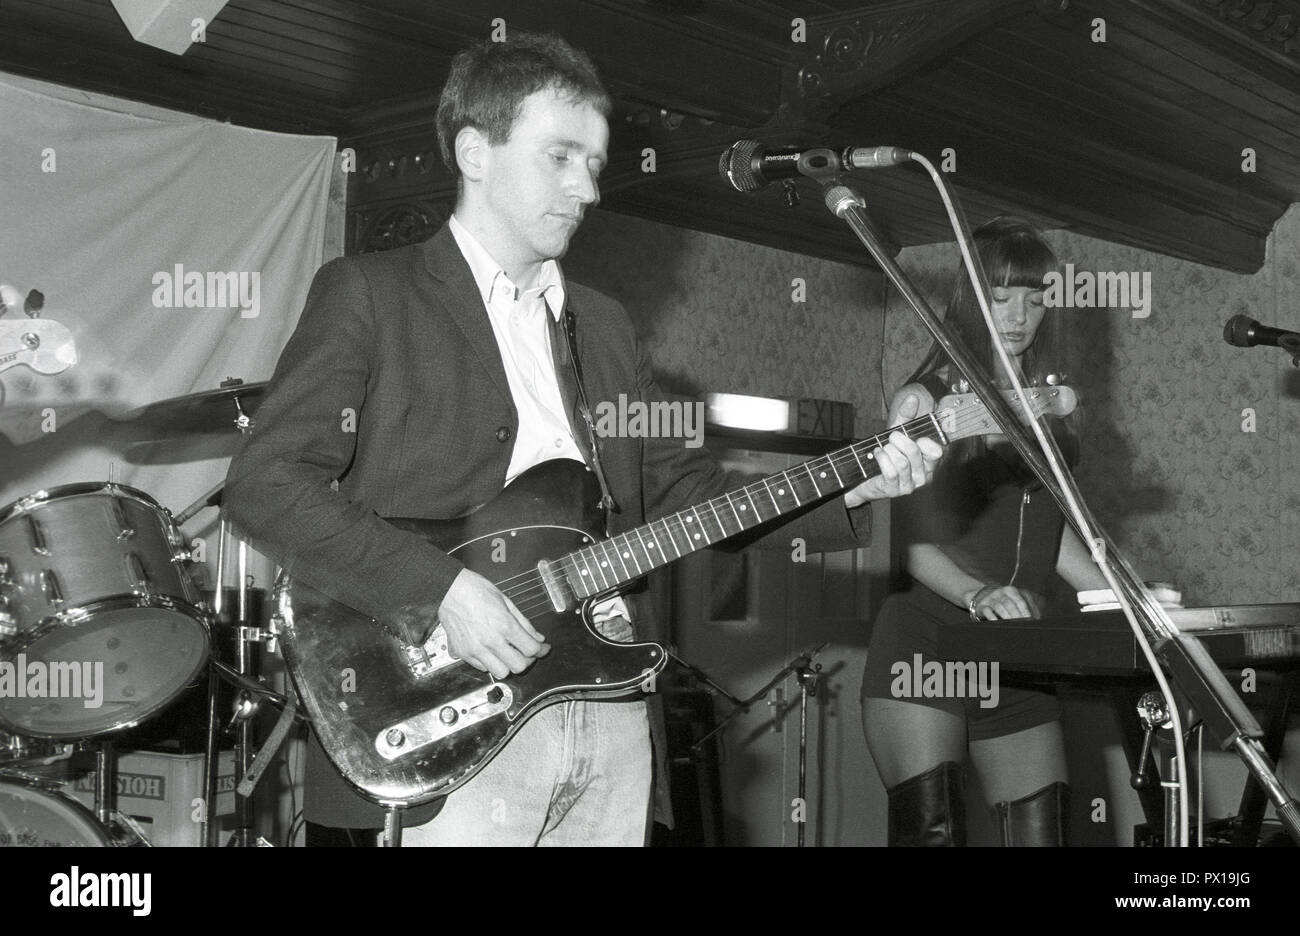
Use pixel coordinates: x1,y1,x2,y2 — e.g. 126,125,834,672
1223,314,1300,349
718,139,912,192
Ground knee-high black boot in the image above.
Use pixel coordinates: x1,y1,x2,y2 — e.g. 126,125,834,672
886,761,967,847
993,781,1070,846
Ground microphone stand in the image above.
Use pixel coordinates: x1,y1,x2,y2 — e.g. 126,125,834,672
690,643,828,847
793,656,823,849
793,151,1299,845
667,650,744,707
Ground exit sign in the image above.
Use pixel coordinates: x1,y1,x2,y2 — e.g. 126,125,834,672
794,398,854,439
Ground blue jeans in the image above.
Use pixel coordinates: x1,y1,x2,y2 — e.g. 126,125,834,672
401,697,652,846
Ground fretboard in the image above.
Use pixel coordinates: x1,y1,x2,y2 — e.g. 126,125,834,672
556,411,943,599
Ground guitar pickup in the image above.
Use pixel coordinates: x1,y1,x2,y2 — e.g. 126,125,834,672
374,683,514,761
537,559,573,612
403,625,457,678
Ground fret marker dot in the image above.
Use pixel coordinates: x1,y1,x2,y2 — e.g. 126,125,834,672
580,570,588,576
693,533,701,540
685,516,694,523
622,551,629,559
819,471,827,479
600,561,608,568
648,543,656,549
778,488,786,495
740,505,747,511
867,453,874,460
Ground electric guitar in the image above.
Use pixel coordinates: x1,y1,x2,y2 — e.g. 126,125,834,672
273,386,1077,807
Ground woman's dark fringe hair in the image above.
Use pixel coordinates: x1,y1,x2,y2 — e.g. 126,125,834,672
436,32,612,179
908,215,1080,469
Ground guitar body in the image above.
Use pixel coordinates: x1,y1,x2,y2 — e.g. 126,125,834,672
274,459,666,806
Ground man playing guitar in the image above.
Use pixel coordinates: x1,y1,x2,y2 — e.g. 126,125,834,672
223,32,941,846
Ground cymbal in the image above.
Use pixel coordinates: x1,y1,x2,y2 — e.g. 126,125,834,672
118,380,268,437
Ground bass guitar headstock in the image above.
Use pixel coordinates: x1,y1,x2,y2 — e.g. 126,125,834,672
934,385,1077,443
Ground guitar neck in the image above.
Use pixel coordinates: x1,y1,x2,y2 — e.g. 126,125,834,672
559,411,943,599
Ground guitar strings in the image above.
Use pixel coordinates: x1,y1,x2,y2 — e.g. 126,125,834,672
490,402,1030,617
484,399,1048,622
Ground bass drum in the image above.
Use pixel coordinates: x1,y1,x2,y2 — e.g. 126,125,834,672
0,483,210,739
0,775,116,847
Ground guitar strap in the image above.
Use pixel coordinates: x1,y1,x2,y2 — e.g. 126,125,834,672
550,302,620,521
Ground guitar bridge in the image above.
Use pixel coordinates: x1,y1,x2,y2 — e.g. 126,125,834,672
403,626,456,678
375,683,514,761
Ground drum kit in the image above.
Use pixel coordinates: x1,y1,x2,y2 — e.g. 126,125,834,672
0,379,288,847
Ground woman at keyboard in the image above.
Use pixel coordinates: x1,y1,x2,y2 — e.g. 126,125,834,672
861,217,1109,846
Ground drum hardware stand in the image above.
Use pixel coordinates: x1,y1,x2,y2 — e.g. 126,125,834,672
176,479,278,847
1131,690,1194,847
209,516,278,847
218,376,256,432
86,740,151,845
173,479,225,527
93,740,115,826
202,649,222,847
165,380,280,847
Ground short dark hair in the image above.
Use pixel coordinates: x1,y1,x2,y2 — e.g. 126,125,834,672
435,32,612,178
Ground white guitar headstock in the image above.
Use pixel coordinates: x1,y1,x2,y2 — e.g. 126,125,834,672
935,386,1078,443
0,284,78,377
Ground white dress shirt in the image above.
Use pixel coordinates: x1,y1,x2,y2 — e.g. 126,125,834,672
449,215,628,629
449,215,587,484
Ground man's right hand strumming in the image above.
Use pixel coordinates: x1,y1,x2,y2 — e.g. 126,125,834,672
438,568,551,680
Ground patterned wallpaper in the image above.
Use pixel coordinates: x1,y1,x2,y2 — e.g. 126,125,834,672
565,203,1300,607
564,210,889,421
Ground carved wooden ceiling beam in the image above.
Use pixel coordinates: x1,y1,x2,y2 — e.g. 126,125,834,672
778,0,1047,131
1125,0,1300,80
1192,0,1300,55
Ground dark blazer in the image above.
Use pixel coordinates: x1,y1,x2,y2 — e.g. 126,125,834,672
224,223,873,829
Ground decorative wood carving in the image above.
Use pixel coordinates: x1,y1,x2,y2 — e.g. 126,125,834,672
784,0,1036,126
345,123,455,253
352,200,452,254
1187,0,1300,56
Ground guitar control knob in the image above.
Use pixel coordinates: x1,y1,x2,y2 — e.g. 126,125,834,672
439,706,458,725
385,728,406,748
485,685,504,705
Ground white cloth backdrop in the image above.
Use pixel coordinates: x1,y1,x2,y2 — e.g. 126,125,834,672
0,72,336,580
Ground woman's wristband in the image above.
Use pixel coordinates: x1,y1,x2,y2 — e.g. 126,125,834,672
965,585,997,622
